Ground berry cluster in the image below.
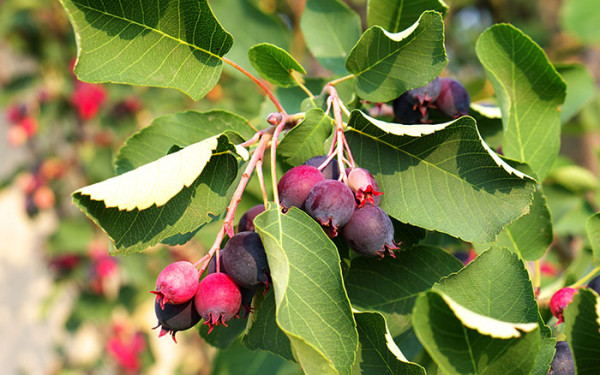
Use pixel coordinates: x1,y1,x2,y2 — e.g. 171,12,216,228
392,77,470,124
279,156,398,258
152,210,272,341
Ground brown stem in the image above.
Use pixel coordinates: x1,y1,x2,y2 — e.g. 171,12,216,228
222,57,286,114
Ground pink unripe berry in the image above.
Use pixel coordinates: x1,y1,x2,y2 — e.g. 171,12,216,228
346,167,383,207
151,261,199,309
194,273,241,333
550,287,578,325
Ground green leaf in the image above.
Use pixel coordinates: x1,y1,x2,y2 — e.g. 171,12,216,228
345,245,463,316
277,109,333,167
73,135,241,253
367,0,448,33
476,24,567,180
413,290,541,374
210,0,291,76
116,110,256,174
587,212,600,264
254,207,358,375
248,43,305,87
434,247,540,325
212,340,301,375
470,102,504,149
549,165,599,193
557,64,596,124
561,0,600,45
346,11,447,102
531,324,556,375
353,312,425,375
564,288,600,374
545,184,595,236
199,315,247,349
47,218,95,255
243,290,295,362
346,111,535,243
478,187,553,261
414,247,544,373
59,0,232,100
301,0,361,75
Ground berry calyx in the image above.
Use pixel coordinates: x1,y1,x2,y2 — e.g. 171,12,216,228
550,287,579,325
153,299,200,343
151,261,199,309
194,273,242,333
346,167,383,207
304,179,356,237
343,204,398,258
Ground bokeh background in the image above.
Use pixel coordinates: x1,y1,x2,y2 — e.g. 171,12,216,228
1,0,599,374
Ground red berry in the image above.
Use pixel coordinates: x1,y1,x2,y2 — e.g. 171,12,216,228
550,287,578,325
151,261,199,309
194,273,241,333
346,167,383,207
278,165,325,210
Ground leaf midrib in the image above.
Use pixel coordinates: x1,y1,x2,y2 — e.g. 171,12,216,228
71,1,223,60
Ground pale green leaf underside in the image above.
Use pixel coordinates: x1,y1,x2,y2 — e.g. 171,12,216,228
301,0,361,75
115,110,257,174
476,24,566,180
367,0,448,33
248,43,306,87
353,311,425,375
76,135,245,211
346,112,535,243
254,207,358,375
434,247,540,325
346,11,447,102
413,290,541,375
60,0,232,100
564,289,600,374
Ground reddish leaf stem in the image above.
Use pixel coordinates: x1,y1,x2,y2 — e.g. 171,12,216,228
222,57,286,114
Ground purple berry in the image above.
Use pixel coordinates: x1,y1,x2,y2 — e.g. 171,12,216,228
151,261,199,309
238,204,266,232
392,92,424,124
194,273,241,333
434,78,470,118
408,77,442,106
222,232,270,290
550,287,578,325
550,341,575,375
305,180,355,237
153,299,200,343
587,275,600,295
343,204,398,258
278,165,325,210
346,167,383,207
303,155,340,180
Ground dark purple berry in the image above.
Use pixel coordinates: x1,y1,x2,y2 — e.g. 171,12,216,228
587,275,600,295
238,204,265,232
434,78,470,118
303,155,340,180
305,180,355,237
153,298,201,343
194,273,241,333
222,232,270,290
392,92,424,124
151,261,199,309
343,204,398,258
549,341,575,375
346,167,383,207
278,165,325,210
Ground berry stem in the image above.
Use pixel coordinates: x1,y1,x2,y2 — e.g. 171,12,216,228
323,84,356,182
328,74,354,86
291,73,316,104
270,115,288,207
570,265,600,288
222,57,286,114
